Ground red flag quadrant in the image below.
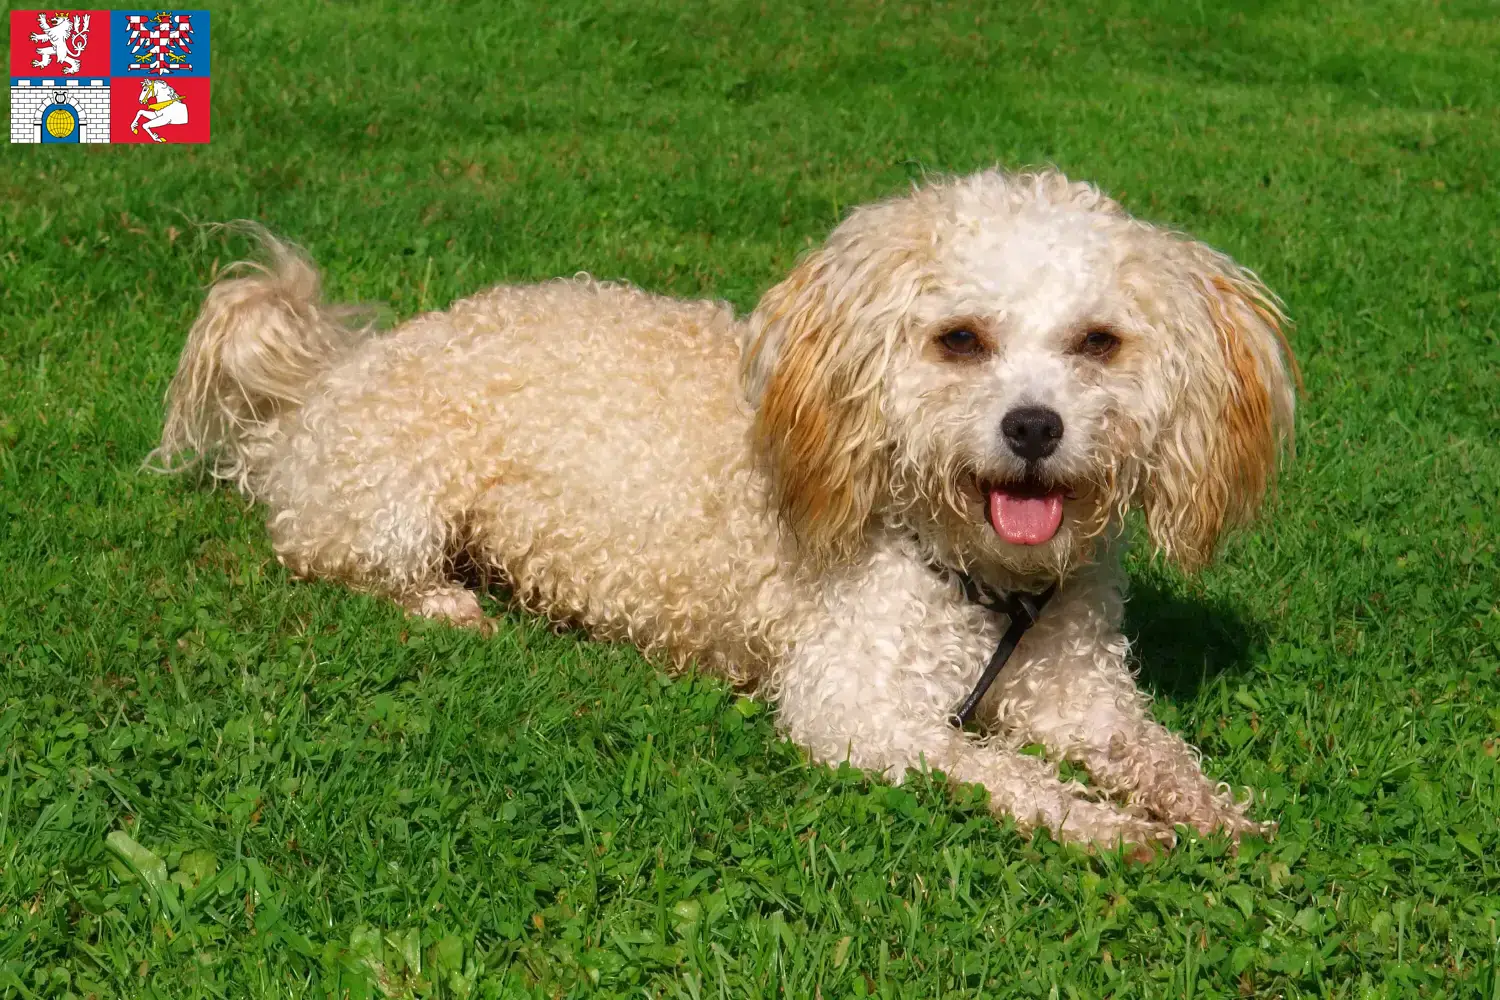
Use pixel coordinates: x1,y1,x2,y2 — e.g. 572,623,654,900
109,74,208,143
9,10,112,78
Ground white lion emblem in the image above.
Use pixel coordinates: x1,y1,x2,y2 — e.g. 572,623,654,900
30,12,92,76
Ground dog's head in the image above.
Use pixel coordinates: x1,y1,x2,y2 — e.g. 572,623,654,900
743,169,1296,579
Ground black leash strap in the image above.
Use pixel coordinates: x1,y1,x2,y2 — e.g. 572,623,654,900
945,576,1057,729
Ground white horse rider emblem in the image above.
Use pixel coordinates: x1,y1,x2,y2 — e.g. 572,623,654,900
30,12,92,75
131,79,189,143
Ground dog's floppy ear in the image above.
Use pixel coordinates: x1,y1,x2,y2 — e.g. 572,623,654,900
743,233,919,564
1141,246,1298,572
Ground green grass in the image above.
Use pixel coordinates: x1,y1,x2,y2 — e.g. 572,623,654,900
3,0,1499,996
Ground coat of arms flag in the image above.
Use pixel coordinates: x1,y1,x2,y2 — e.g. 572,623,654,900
9,9,211,143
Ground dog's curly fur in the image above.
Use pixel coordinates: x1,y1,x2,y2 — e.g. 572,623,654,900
151,169,1297,847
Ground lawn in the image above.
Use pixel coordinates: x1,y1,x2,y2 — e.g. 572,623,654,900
2,0,1499,996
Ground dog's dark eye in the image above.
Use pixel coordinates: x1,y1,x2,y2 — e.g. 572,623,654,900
1077,328,1121,360
937,328,984,357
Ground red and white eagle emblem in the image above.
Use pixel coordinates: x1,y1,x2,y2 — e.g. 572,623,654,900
125,11,195,75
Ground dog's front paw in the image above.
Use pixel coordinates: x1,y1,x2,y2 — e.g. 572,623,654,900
1206,804,1276,842
1059,800,1178,853
1168,786,1275,844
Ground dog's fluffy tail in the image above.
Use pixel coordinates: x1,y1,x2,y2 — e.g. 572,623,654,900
147,225,372,493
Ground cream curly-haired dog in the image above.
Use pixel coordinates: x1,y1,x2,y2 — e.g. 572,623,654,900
153,169,1296,847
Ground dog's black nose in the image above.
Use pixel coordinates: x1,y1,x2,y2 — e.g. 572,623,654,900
1001,406,1064,461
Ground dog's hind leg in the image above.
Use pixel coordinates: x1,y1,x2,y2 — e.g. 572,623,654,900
150,228,493,628
401,586,487,628
260,411,491,629
269,498,487,627
269,494,489,628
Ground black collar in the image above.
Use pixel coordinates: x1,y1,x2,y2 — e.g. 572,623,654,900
929,560,1056,729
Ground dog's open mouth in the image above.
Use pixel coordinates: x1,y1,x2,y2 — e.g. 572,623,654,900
982,480,1069,546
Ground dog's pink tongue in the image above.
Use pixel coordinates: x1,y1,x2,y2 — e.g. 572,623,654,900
988,490,1065,545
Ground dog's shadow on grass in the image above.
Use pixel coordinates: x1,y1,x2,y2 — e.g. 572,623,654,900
1123,576,1267,701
